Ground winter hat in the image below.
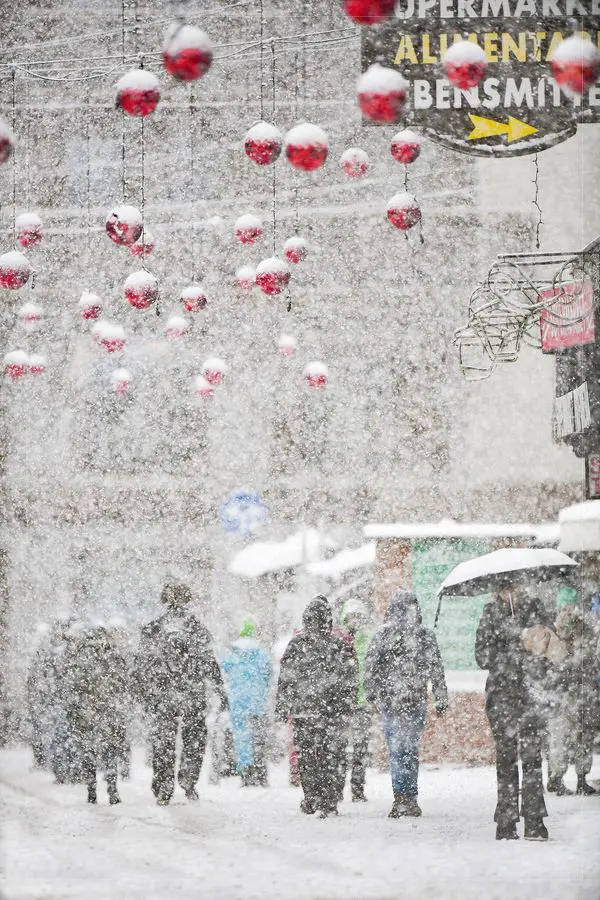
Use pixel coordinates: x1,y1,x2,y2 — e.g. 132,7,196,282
384,590,422,627
161,582,193,608
303,595,333,635
240,616,257,639
341,598,367,624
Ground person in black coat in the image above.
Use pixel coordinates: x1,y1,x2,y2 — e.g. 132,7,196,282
275,595,357,818
475,587,551,841
134,583,228,806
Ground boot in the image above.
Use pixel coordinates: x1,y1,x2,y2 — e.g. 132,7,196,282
547,775,573,796
524,819,549,841
300,798,316,815
184,787,199,801
107,779,121,805
496,822,519,840
388,793,422,818
576,775,597,795
87,784,97,804
352,791,368,803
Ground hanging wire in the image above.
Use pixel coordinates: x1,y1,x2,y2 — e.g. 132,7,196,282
85,80,91,249
259,0,265,119
532,151,543,250
271,39,277,255
11,69,16,244
121,0,127,201
189,83,196,280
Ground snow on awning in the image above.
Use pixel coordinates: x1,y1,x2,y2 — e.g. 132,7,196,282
306,542,376,580
363,520,555,542
228,528,334,578
559,500,600,552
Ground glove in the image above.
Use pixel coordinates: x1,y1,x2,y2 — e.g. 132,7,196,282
521,625,551,657
435,699,448,718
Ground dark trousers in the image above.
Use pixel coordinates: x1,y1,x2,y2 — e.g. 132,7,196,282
487,703,547,826
149,700,207,801
81,736,119,787
293,717,346,812
349,706,371,798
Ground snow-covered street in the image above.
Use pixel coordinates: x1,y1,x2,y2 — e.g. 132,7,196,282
2,747,599,900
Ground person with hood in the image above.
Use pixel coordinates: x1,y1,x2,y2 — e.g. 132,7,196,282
475,587,552,841
365,591,448,819
133,582,228,806
221,617,273,787
338,599,372,802
275,595,357,818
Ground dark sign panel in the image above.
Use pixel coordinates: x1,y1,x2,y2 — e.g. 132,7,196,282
362,2,600,156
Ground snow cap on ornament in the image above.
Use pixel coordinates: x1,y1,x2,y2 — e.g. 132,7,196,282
18,302,43,332
284,123,329,171
0,117,15,165
4,350,29,381
28,354,46,376
283,236,307,265
129,229,155,258
115,69,161,117
303,361,328,390
111,368,131,395
15,213,43,250
106,204,143,246
195,375,214,399
165,315,189,339
0,250,32,290
244,121,283,166
180,284,207,312
551,35,600,95
124,270,159,309
278,334,297,357
163,23,213,81
391,129,422,164
339,147,369,179
201,357,227,386
79,291,103,320
235,214,264,245
387,192,421,231
342,0,396,25
235,265,256,291
442,40,487,89
357,64,408,124
93,321,126,354
255,257,291,295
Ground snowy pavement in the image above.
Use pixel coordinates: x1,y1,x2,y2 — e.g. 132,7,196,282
1,747,599,900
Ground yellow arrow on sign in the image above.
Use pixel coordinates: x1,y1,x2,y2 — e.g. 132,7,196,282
467,114,539,143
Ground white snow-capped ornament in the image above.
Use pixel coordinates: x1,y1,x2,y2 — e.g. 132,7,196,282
235,214,264,245
163,23,213,81
283,236,308,265
28,354,46,376
255,257,291,295
442,41,487,89
180,284,207,312
235,266,256,291
357,65,408,124
165,315,189,339
129,229,155,258
244,121,283,166
4,350,28,381
15,213,44,250
303,361,329,390
0,117,15,165
124,270,159,309
18,302,43,332
285,123,329,171
115,69,160,117
195,375,214,399
0,250,32,290
106,204,143,246
390,130,422,164
278,334,298,357
551,36,600,94
340,147,369,179
79,292,103,320
93,321,126,354
111,368,131,395
387,192,421,231
201,357,227,386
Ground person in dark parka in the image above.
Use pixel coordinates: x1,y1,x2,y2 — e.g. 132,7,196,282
134,583,228,806
365,591,448,818
275,595,357,818
475,587,550,841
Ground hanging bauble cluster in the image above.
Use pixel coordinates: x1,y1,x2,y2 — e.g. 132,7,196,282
124,271,159,309
115,69,161,117
180,284,207,312
18,302,43,333
106,205,143,246
442,41,487,89
4,351,29,381
129,229,155,258
391,130,421,164
235,214,264,245
111,368,131,395
195,375,214,399
163,23,213,81
202,357,227,386
285,123,329,171
244,122,283,165
28,354,46,376
339,147,369,179
165,315,189,339
341,0,396,25
551,36,600,95
79,292,103,320
255,257,291,295
92,321,126,354
278,334,297,357
303,361,329,390
387,192,421,231
283,236,308,264
0,117,14,165
235,266,256,291
15,213,44,249
0,250,32,290
357,64,408,123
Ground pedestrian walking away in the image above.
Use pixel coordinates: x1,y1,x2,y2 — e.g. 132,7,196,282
339,599,373,802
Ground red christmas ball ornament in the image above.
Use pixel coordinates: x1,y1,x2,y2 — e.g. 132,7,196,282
18,302,43,333
0,117,15,165
15,213,44,250
93,322,126,354
235,266,256,291
339,147,369,179
342,0,396,25
244,121,283,166
551,36,600,95
235,214,264,245
201,357,227,386
129,229,155,258
4,350,28,381
278,334,298,357
79,291,103,320
106,204,143,246
195,375,214,399
357,64,408,124
0,250,32,290
180,284,207,312
124,270,159,309
387,192,421,231
28,354,46,376
255,257,291,295
165,315,189,339
303,361,328,390
115,69,161,117
283,236,308,265
163,23,213,81
390,129,422,164
442,41,487,89
284,123,329,172
111,367,131,395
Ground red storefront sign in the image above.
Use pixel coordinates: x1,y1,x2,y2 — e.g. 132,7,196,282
540,281,595,353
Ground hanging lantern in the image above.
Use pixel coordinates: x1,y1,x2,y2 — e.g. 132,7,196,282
195,375,214,399
357,64,408,124
0,250,32,290
111,368,131,395
95,322,126,354
283,236,308,265
106,204,143,246
163,23,213,81
0,117,15,165
341,0,396,25
255,257,291,295
551,36,600,95
201,357,227,386
244,121,283,166
235,266,256,291
129,229,155,258
28,354,46,376
4,350,28,381
442,41,487,89
303,361,328,390
339,147,369,179
235,214,264,245
180,284,207,312
165,315,189,339
79,291,103,320
278,334,297,357
115,69,161,117
124,270,159,309
390,129,422,164
387,192,421,231
15,213,44,250
284,123,329,171
18,302,43,333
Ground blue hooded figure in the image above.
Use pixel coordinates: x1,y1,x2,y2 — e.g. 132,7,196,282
222,617,273,786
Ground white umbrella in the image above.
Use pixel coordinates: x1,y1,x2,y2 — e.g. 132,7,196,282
437,547,577,599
